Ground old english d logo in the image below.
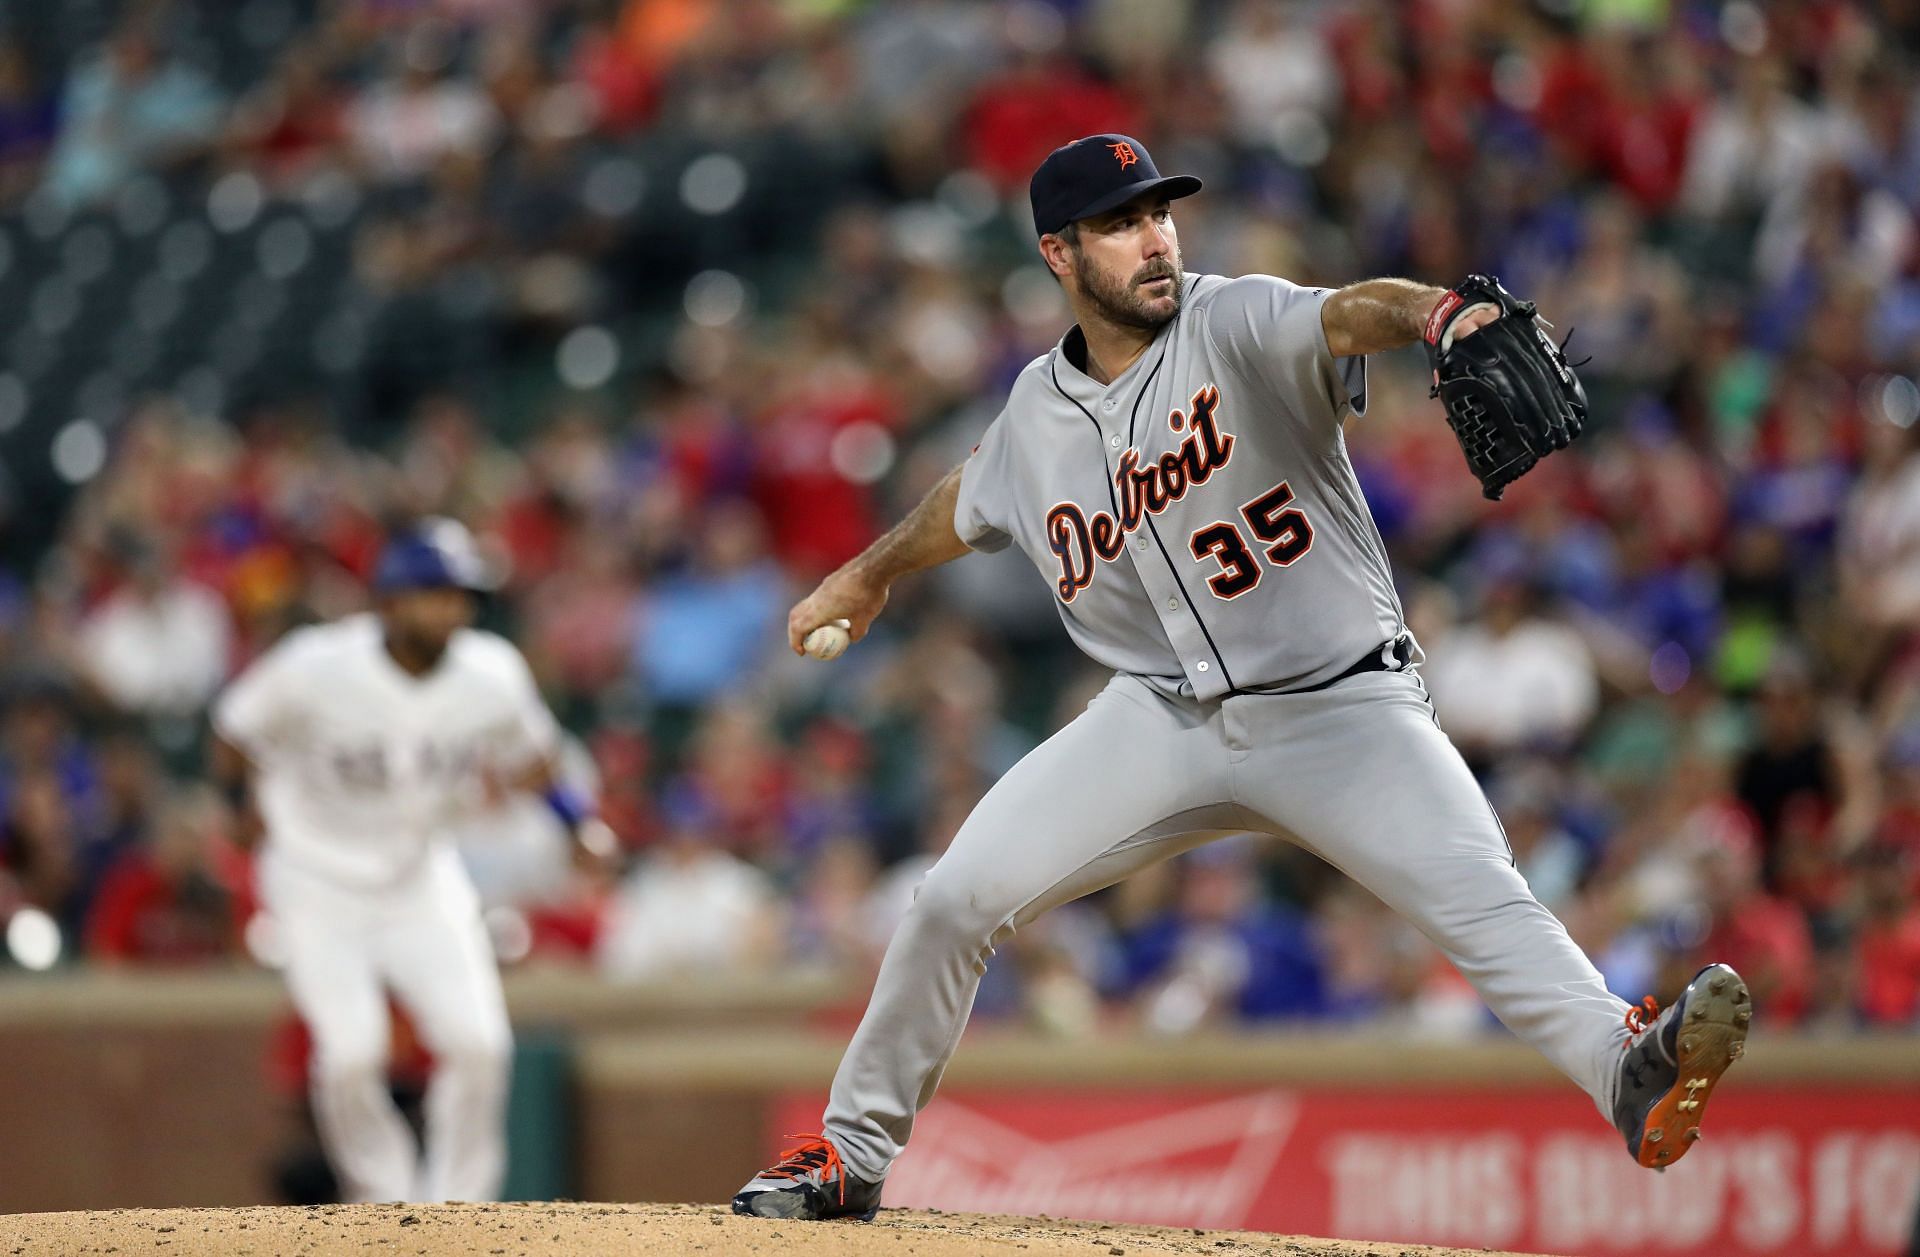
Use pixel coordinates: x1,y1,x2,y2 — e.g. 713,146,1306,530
1108,141,1139,170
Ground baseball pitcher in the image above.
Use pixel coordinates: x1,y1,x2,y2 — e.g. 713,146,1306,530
212,519,613,1203
733,136,1749,1222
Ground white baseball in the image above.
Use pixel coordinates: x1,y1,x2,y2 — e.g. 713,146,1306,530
803,619,853,661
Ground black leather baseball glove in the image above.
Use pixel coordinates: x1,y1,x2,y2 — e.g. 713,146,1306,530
1423,274,1588,501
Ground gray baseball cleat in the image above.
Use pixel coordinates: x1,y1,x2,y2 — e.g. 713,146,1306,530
1613,963,1751,1169
731,1133,883,1221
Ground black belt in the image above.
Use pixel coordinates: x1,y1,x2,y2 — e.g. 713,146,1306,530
1242,635,1413,697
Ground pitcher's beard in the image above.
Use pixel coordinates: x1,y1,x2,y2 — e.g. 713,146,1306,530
1075,251,1184,330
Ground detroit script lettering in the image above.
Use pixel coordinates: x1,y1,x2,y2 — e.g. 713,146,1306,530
1047,384,1234,602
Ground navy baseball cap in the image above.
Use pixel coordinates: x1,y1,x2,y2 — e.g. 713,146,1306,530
373,518,500,595
1029,134,1202,239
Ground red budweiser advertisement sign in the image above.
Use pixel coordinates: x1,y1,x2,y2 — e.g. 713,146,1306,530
774,1085,1920,1255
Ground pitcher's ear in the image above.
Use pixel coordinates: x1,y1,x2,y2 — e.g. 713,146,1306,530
1039,232,1073,278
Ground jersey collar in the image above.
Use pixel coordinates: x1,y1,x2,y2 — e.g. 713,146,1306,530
1049,278,1191,415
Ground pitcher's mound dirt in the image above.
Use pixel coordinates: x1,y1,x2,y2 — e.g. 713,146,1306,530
0,1201,1545,1256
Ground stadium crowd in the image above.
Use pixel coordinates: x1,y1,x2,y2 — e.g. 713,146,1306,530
0,0,1918,1041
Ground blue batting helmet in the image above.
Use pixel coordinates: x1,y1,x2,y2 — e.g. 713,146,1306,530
372,518,500,595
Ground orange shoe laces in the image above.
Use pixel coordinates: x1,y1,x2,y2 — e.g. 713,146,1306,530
1623,995,1660,1048
765,1133,848,1206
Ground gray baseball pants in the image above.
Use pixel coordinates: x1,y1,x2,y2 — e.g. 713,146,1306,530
822,667,1632,1180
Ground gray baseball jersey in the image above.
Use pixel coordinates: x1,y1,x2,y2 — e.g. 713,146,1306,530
955,273,1403,699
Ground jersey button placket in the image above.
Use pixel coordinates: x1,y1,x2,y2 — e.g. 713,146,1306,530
1086,354,1229,701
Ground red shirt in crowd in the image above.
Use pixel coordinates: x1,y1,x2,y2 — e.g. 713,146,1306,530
86,846,254,965
1858,909,1920,1026
963,56,1140,192
1700,891,1815,1024
751,381,897,576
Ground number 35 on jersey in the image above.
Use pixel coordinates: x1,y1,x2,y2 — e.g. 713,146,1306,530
1045,383,1313,605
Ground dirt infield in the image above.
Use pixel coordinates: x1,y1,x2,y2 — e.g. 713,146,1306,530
0,1202,1544,1256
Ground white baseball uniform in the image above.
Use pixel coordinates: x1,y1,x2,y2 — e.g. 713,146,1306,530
215,613,561,1203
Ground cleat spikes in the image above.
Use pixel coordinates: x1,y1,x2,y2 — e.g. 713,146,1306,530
1613,964,1750,1172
